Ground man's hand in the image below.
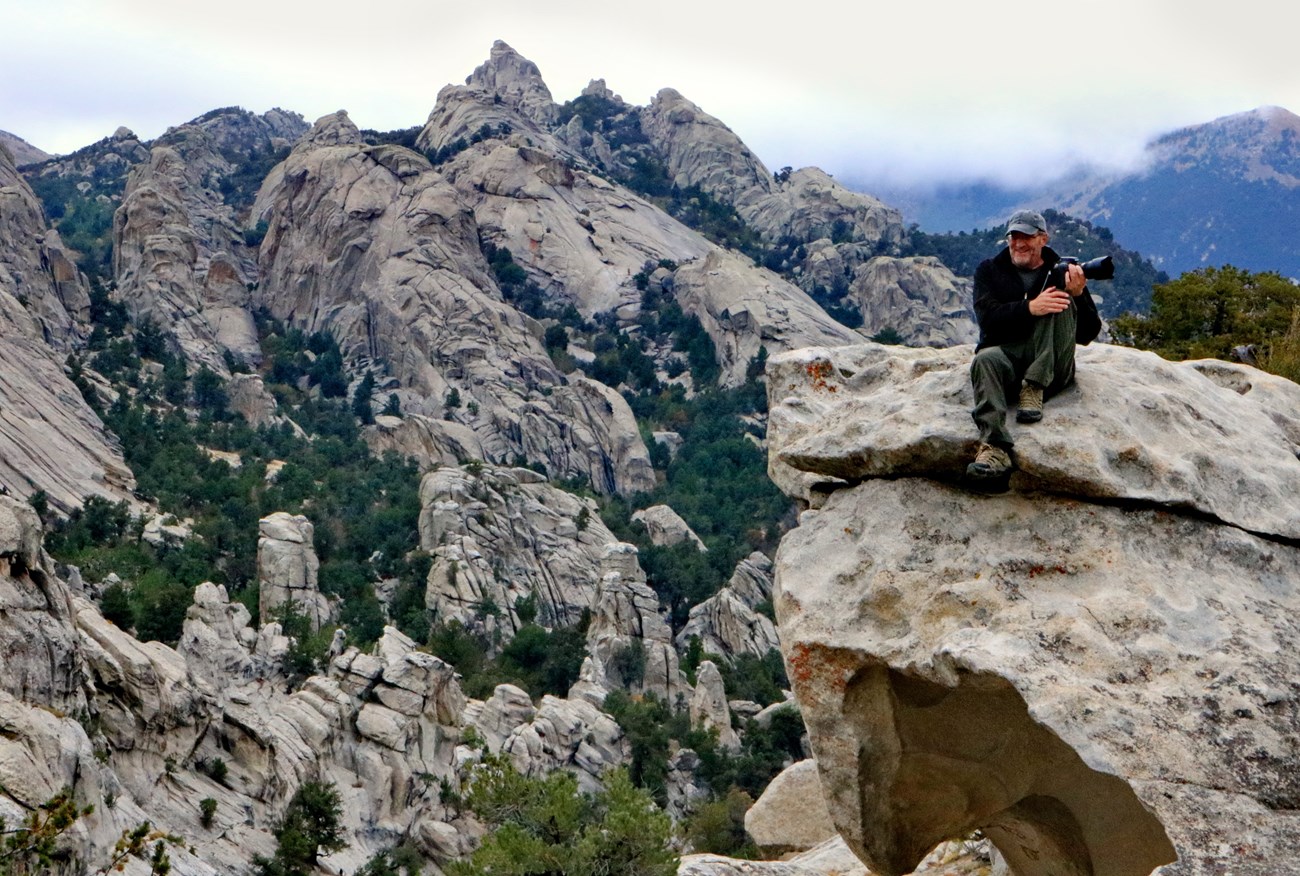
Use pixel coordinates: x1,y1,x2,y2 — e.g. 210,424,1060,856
1062,262,1086,296
1029,288,1071,316
1030,263,1085,315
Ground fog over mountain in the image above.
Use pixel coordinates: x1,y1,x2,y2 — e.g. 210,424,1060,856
873,106,1300,280
7,0,1300,192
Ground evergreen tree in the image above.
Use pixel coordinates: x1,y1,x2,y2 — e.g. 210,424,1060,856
352,372,376,425
252,781,346,876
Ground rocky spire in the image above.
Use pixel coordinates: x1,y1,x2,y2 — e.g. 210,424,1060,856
464,40,558,127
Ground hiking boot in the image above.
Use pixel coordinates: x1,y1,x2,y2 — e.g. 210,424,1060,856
1016,381,1044,423
966,442,1014,479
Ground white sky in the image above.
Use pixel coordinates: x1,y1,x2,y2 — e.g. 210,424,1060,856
3,0,1298,188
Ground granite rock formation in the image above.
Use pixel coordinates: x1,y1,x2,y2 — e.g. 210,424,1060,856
113,108,308,371
257,511,332,631
0,146,136,512
768,341,1300,875
846,256,976,347
0,130,51,168
586,543,685,702
675,552,780,663
253,110,655,494
743,759,837,855
418,463,617,634
632,503,708,551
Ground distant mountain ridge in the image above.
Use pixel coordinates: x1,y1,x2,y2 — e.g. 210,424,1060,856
0,129,50,167
875,106,1300,281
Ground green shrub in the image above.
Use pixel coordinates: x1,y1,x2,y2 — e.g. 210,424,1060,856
448,755,676,876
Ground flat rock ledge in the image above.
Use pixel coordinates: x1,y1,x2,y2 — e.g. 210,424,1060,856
768,342,1300,541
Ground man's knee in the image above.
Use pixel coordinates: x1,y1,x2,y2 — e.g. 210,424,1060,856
971,346,1013,379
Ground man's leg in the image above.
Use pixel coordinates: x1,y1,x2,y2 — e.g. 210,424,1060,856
970,346,1018,478
1022,300,1079,398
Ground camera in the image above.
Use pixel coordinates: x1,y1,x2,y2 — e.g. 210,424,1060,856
1048,255,1114,291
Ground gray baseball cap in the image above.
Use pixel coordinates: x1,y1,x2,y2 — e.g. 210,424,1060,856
1006,210,1047,235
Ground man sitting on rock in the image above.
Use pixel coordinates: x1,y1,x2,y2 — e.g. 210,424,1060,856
967,210,1102,480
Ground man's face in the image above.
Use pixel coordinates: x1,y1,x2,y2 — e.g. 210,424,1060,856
1007,231,1048,269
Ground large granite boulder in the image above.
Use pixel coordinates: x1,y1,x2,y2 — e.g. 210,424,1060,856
767,341,1300,874
743,759,837,855
257,512,331,631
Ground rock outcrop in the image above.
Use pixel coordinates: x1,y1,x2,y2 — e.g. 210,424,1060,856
688,660,738,751
418,463,617,633
639,92,902,253
257,512,331,630
253,111,655,495
0,130,51,168
846,256,976,347
767,341,1300,875
113,107,309,371
586,543,685,701
0,146,136,512
417,43,892,393
0,145,89,348
675,552,780,662
418,40,561,153
673,249,861,386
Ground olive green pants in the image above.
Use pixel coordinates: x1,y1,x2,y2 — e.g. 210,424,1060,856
970,302,1078,448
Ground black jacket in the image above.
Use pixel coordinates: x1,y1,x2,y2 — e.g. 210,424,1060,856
973,245,1102,350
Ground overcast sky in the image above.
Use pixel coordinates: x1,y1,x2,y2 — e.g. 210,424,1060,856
4,0,1298,190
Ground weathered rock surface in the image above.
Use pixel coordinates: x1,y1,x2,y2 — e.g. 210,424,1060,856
586,543,685,701
365,413,486,470
768,341,1300,874
633,503,707,551
846,256,976,347
3,518,483,876
419,43,877,394
639,92,902,254
769,343,1300,539
257,511,331,630
501,694,627,791
114,108,308,372
418,463,617,632
0,130,51,167
439,136,709,318
0,496,87,712
676,552,780,662
674,249,861,386
688,660,739,751
744,759,836,854
0,147,136,513
680,836,993,876
418,40,561,153
0,145,89,347
253,111,654,494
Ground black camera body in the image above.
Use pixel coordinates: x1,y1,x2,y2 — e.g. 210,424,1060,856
1048,255,1114,291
